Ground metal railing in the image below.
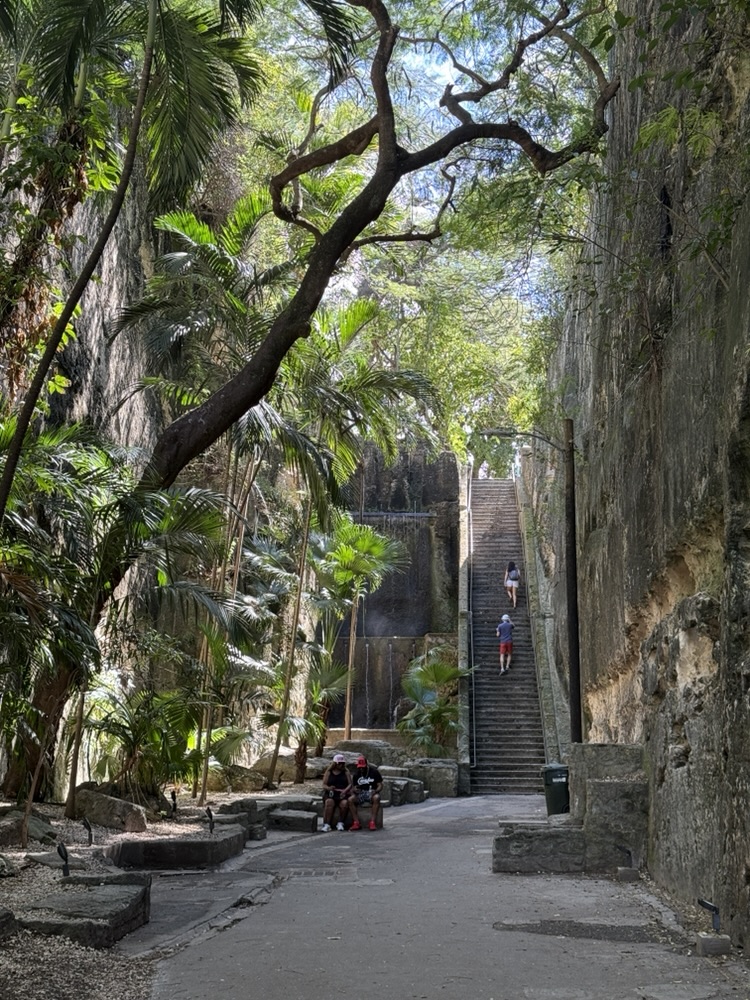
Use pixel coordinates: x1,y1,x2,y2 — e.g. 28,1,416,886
466,470,476,768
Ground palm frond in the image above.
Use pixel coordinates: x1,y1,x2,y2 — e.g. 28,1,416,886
219,189,272,255
147,7,263,206
0,0,17,42
35,0,128,108
217,0,264,30
300,0,359,85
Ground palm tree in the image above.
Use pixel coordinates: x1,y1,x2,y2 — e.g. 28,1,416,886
0,420,113,802
0,407,273,808
82,684,203,804
0,0,358,520
396,645,469,756
321,517,410,740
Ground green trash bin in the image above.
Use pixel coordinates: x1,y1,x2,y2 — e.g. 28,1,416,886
541,762,570,815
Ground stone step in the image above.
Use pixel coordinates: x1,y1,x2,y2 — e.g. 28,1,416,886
470,478,547,795
267,809,318,833
472,774,545,786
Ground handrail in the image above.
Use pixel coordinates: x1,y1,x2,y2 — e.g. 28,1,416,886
467,470,476,768
514,470,561,762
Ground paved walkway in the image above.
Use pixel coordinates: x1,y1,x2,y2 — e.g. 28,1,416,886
120,796,749,1000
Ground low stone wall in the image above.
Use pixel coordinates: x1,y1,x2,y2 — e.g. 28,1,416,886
15,872,151,948
493,743,648,875
327,729,415,750
104,824,246,869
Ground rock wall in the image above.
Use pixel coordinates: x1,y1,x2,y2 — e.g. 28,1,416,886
51,163,162,455
535,5,750,942
332,446,460,729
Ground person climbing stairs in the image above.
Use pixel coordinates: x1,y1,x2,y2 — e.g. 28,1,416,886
469,478,545,794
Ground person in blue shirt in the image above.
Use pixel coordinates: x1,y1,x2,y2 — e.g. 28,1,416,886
496,614,514,674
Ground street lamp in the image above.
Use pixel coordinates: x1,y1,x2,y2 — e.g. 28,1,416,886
480,418,582,743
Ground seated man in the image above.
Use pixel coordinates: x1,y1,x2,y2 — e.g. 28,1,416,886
349,755,383,831
321,754,352,831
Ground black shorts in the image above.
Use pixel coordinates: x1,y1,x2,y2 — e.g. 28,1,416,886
324,790,347,802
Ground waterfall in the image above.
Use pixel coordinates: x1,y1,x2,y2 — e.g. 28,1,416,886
388,640,394,724
365,641,370,727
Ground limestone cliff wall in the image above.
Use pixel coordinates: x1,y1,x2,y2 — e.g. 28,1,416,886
537,4,750,941
50,164,162,457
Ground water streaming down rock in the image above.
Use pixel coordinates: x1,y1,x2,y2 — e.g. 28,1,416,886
331,448,460,730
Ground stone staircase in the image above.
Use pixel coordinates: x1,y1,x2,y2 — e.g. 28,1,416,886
469,478,545,794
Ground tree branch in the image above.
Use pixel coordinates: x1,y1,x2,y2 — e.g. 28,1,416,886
348,169,456,253
439,2,572,123
269,116,379,228
144,0,619,485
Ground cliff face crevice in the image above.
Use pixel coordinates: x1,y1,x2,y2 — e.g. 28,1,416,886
50,162,162,458
535,3,750,940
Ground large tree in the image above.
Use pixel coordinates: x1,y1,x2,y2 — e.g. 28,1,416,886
0,0,620,795
1,0,618,514
142,0,619,489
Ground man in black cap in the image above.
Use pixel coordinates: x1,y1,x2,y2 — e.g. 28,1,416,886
348,755,383,830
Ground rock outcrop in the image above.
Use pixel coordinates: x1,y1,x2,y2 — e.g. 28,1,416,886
530,2,750,945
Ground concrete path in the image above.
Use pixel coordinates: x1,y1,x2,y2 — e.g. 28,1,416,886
121,796,750,1000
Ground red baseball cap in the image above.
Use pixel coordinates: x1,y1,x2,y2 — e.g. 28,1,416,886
356,755,367,767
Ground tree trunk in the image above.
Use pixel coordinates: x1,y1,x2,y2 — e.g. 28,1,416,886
343,589,360,740
294,740,307,783
1,663,75,800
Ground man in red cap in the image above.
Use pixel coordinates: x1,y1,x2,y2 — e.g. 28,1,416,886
349,755,383,830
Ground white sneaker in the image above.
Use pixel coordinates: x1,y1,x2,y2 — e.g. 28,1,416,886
336,822,344,831
321,823,331,832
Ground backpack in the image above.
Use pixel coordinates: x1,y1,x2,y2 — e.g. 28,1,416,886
509,568,520,581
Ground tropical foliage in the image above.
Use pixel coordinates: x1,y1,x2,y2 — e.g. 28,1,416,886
396,646,468,756
0,0,625,802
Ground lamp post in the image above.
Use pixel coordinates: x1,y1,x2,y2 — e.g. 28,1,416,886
481,420,582,743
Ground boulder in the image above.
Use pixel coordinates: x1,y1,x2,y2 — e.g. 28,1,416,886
380,766,409,778
202,767,233,792
226,766,269,792
217,797,259,823
252,748,300,783
0,810,58,847
0,907,17,940
74,788,147,833
267,809,317,833
304,756,334,779
492,821,586,874
104,825,245,869
403,778,426,803
406,759,459,797
388,779,410,807
204,765,268,793
252,794,319,814
77,781,170,819
26,851,87,871
208,812,251,836
0,853,18,877
15,873,151,948
331,740,409,767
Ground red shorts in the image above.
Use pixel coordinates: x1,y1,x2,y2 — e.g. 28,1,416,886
499,642,512,654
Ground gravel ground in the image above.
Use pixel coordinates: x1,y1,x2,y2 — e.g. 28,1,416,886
0,786,319,1000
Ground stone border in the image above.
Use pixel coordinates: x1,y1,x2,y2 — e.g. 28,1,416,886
103,824,246,869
